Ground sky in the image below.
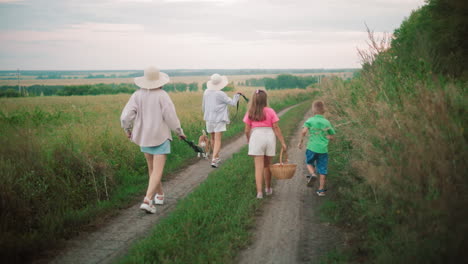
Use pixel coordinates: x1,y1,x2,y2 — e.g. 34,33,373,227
0,0,425,70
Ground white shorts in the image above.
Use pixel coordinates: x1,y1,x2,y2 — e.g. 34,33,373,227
248,127,276,156
206,121,227,133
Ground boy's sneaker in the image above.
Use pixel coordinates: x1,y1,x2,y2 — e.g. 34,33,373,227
307,175,317,187
265,188,273,196
316,189,327,196
211,158,221,168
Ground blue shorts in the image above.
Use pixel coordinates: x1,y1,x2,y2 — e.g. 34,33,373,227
305,149,328,175
140,140,171,155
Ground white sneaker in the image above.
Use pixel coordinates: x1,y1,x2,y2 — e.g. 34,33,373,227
256,192,263,199
316,189,327,197
140,197,156,214
211,158,221,168
265,188,273,196
154,193,164,205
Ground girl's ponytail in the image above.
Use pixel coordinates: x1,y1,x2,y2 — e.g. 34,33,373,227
248,89,268,121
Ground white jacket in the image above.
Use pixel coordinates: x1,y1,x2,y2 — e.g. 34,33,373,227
202,89,240,123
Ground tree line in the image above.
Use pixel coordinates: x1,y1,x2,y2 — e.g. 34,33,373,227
0,82,201,97
0,68,358,80
239,74,319,89
0,74,317,97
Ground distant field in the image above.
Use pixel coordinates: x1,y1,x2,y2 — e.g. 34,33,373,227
0,72,354,86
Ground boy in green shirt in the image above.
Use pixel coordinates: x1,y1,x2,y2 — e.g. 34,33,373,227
298,100,335,196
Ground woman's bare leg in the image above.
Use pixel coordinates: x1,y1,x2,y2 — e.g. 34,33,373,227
210,132,215,158
144,153,154,179
212,132,223,160
145,154,167,200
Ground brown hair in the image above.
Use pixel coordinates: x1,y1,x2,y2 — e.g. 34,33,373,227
312,100,325,115
248,89,268,121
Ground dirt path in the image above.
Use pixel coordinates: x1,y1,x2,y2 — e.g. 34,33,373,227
237,110,343,264
47,105,298,264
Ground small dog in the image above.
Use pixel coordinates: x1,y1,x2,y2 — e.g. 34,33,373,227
197,130,211,159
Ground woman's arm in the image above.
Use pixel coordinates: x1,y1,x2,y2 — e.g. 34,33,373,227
161,93,185,138
245,123,252,143
120,93,138,137
272,122,287,150
220,92,241,106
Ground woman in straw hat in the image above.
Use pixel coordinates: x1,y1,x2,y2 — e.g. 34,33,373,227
121,66,186,214
202,73,243,168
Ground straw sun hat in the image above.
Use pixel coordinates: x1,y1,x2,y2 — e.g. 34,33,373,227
134,66,170,89
207,73,229,90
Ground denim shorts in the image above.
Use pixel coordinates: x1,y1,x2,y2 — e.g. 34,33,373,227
140,140,171,155
305,149,328,175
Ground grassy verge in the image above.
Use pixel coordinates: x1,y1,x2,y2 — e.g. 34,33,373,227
316,40,467,264
119,101,311,263
0,90,313,262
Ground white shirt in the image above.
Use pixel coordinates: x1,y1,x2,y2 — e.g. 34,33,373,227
202,89,240,123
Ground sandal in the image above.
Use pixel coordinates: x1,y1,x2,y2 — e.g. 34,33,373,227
154,193,165,205
140,197,156,213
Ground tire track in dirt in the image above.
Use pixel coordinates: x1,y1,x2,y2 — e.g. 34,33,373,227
237,109,343,264
46,105,298,264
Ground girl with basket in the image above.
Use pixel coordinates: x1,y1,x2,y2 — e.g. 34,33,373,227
243,89,287,199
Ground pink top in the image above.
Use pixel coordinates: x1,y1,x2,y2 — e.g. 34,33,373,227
243,107,280,128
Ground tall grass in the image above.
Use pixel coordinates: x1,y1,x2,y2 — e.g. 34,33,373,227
318,30,467,263
0,89,313,262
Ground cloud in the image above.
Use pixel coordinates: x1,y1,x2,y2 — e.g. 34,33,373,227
0,22,373,69
0,0,425,69
0,0,24,3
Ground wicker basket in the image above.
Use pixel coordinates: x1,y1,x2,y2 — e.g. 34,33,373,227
270,148,297,179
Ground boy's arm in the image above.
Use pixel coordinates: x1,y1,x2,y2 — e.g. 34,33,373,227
297,127,308,149
326,123,336,141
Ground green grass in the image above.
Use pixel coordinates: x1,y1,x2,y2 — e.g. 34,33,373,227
316,29,467,263
119,102,311,263
0,91,314,262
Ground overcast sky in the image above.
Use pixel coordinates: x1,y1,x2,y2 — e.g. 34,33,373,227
0,0,424,70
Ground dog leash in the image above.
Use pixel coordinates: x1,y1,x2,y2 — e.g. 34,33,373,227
182,138,206,154
232,94,249,121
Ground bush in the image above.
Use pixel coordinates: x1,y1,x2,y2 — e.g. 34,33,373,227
319,2,468,261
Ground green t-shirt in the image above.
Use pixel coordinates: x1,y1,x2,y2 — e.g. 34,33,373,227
304,115,336,153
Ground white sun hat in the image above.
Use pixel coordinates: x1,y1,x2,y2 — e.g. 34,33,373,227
207,73,229,90
134,66,170,89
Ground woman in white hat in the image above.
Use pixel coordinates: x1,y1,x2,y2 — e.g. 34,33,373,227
121,66,186,214
202,73,242,168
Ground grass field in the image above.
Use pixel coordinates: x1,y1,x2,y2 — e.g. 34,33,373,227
0,87,314,262
0,72,354,86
